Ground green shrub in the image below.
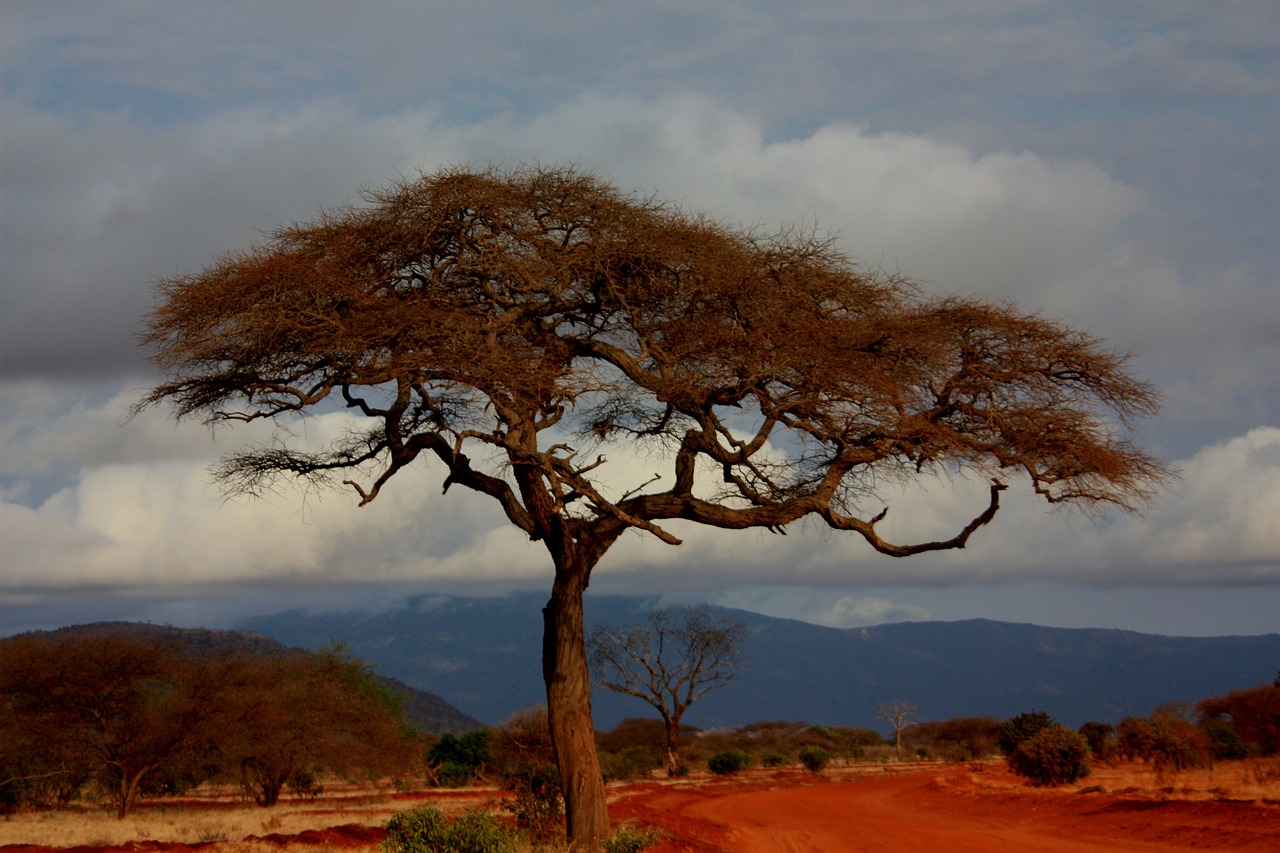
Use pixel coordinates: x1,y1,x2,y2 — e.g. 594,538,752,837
383,806,518,853
1116,716,1157,762
604,826,663,853
499,762,563,842
428,730,494,784
706,751,750,775
1204,720,1252,761
436,762,477,788
1148,717,1206,772
798,746,830,773
760,751,788,767
1078,722,1115,760
600,747,659,782
997,711,1058,757
1008,726,1092,787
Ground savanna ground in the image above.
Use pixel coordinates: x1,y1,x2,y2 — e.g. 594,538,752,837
3,759,1278,853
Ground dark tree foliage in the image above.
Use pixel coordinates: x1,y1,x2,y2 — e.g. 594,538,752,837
1197,682,1280,756
1008,726,1092,787
212,648,408,806
0,633,410,816
139,164,1167,849
997,711,1058,757
427,729,494,786
0,634,213,818
909,717,1002,762
1078,721,1116,760
1116,716,1158,763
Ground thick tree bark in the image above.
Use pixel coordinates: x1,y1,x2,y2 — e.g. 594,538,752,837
663,714,682,776
543,566,610,851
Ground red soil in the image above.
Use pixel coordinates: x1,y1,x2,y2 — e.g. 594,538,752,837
6,766,1278,852
611,766,1280,853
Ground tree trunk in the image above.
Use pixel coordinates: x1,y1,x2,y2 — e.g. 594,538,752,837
663,714,682,776
543,568,610,851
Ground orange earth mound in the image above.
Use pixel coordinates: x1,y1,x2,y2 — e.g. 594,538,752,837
3,764,1278,852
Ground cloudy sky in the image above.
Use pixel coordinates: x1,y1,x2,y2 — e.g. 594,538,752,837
2,1,1277,638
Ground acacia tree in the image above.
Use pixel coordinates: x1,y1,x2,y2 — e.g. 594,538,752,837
0,634,213,818
211,648,408,806
877,700,918,761
1198,682,1280,756
588,607,746,775
139,163,1166,850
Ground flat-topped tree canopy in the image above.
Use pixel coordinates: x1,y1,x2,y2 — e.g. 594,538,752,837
139,162,1167,849
141,163,1164,557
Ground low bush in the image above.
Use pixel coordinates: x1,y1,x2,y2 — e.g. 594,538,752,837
383,806,518,853
600,747,659,782
798,746,830,773
706,751,750,775
1008,726,1092,787
428,730,494,786
760,751,788,767
498,763,563,843
604,825,663,853
998,711,1057,757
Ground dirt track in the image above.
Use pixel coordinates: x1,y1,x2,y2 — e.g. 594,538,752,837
610,766,1280,852
4,765,1278,852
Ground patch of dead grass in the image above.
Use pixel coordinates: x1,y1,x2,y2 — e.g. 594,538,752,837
962,756,1280,802
0,781,498,849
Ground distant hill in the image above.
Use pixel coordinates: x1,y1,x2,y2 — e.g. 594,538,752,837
6,622,481,735
236,593,1280,731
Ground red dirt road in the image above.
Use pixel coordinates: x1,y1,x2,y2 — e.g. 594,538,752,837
5,765,1278,852
610,767,1280,853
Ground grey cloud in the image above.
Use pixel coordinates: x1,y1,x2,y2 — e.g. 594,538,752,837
1,1,1276,633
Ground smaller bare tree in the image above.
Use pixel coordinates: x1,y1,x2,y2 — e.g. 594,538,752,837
588,608,747,775
878,701,918,761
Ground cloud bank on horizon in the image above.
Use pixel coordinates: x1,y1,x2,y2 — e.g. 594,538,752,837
1,2,1276,627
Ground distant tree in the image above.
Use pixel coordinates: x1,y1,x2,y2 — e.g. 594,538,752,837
798,745,831,772
139,163,1168,850
1201,720,1251,761
212,647,409,806
0,633,410,815
1148,712,1208,773
877,701,918,761
1116,716,1158,762
427,729,494,786
1197,682,1280,756
1078,721,1115,760
909,717,1001,762
589,607,746,775
0,634,214,818
1008,726,1092,786
998,711,1058,758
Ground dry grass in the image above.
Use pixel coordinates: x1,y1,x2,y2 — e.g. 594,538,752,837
0,781,497,850
961,755,1280,802
1083,756,1280,800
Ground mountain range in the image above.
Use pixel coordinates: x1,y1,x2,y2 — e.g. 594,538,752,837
235,593,1280,732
